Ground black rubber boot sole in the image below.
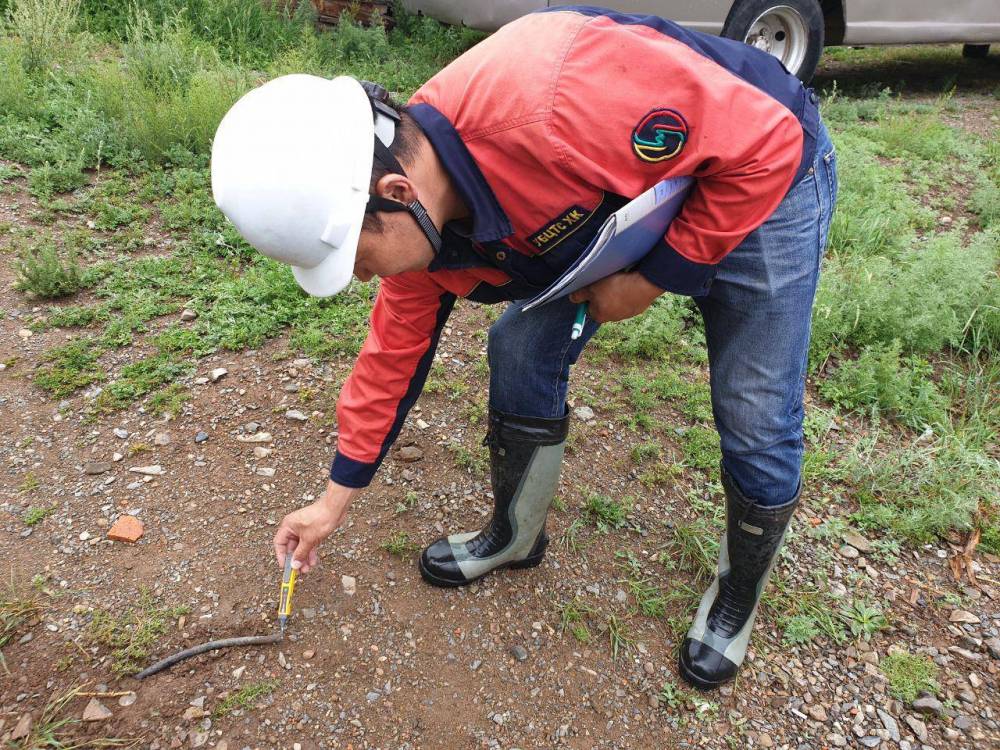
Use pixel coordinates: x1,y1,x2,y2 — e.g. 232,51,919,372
418,539,548,589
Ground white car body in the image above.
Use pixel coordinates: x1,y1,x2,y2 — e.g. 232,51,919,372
401,1,1000,44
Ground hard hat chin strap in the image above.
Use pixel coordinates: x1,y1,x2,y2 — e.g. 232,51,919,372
362,103,443,255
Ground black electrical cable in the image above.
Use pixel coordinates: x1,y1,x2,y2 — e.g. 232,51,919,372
134,633,284,680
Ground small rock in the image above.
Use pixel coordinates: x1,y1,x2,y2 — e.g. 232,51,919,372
984,637,1000,659
190,731,209,748
11,713,32,741
112,452,123,462
366,691,381,702
85,461,112,475
904,715,927,742
209,368,228,383
180,309,198,321
398,446,423,463
256,467,275,477
153,432,171,446
82,698,112,722
118,692,137,707
232,666,245,679
253,446,273,458
807,704,828,722
302,650,315,659
827,733,847,748
113,428,129,439
949,610,980,624
858,737,880,748
838,545,859,559
911,696,944,717
236,432,272,443
108,515,144,543
757,733,774,748
842,529,872,553
968,672,982,688
129,465,165,476
510,645,528,662
573,406,595,421
416,419,430,430
877,709,900,742
194,431,209,443
954,716,973,731
285,409,309,421
341,575,356,596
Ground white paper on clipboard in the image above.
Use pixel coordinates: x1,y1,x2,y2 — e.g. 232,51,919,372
521,176,692,312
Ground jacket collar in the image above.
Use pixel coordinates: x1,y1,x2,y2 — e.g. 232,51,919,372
408,102,513,244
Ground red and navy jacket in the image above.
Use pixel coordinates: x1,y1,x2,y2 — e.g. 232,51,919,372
331,6,821,488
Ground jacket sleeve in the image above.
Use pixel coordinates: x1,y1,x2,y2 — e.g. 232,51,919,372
548,17,804,296
330,272,456,488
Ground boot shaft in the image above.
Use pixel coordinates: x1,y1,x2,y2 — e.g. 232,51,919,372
484,408,570,537
722,468,799,592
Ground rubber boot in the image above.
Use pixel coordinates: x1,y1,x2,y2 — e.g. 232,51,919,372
418,406,569,588
678,467,800,690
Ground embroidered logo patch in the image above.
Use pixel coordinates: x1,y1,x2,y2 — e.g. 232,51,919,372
631,108,688,163
527,205,591,251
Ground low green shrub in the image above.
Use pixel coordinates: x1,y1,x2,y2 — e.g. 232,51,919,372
819,342,949,429
811,229,1000,367
15,241,84,298
880,652,939,703
849,431,998,543
4,0,81,73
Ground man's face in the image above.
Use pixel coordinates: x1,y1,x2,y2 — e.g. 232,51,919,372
353,213,436,282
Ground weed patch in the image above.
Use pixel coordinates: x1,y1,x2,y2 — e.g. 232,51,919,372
880,652,940,702
86,587,189,675
213,679,280,718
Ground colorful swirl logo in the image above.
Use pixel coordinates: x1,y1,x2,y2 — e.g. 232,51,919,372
631,108,688,163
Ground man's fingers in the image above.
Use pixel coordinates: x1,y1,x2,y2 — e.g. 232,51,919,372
273,525,294,569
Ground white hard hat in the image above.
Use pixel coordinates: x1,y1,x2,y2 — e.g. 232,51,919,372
211,74,383,298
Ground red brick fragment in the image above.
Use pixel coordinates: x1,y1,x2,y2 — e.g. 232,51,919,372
107,515,144,543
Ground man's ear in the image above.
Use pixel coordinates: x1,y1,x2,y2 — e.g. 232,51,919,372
375,173,417,205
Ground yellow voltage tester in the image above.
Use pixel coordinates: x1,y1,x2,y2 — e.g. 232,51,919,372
278,552,299,636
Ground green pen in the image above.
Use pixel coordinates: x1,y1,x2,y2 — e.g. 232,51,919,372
571,302,587,340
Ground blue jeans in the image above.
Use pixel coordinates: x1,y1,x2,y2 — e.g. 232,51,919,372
488,122,838,506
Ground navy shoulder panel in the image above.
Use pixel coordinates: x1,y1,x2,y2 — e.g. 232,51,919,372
538,6,819,181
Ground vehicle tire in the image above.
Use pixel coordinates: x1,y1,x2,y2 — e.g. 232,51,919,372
962,44,990,59
722,0,824,82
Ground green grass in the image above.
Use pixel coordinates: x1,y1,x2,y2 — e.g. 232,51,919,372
380,531,420,558
679,426,720,473
213,679,280,718
557,596,595,644
880,652,940,703
23,505,54,525
86,587,190,676
582,493,632,533
819,341,949,429
14,239,86,298
1,579,43,663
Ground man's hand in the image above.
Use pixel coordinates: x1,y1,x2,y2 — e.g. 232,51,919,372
273,480,358,574
568,271,664,324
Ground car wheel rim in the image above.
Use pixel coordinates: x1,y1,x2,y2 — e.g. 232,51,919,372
744,6,809,74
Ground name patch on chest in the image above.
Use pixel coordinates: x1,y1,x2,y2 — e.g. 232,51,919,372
527,205,592,251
